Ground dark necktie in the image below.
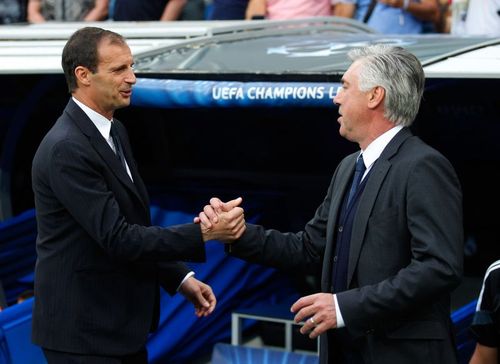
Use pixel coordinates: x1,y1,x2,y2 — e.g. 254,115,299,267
347,154,366,207
110,122,127,170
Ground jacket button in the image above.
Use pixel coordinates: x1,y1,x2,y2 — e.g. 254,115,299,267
365,329,375,334
338,226,343,233
333,256,338,263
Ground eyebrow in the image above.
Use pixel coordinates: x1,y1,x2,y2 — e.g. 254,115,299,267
110,64,128,72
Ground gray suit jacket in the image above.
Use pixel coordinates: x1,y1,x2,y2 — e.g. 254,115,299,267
230,127,463,364
31,99,205,355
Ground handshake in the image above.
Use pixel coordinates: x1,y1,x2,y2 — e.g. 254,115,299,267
194,197,246,243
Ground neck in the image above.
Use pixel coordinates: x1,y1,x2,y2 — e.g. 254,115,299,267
72,92,113,120
359,117,395,150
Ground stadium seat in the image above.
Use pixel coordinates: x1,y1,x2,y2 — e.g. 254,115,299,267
0,298,45,364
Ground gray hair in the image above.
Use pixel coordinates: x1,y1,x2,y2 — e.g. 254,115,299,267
347,44,425,127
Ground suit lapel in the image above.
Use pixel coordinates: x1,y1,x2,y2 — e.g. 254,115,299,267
347,127,413,287
64,100,149,213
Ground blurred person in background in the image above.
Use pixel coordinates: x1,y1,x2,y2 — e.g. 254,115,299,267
112,0,186,21
0,0,26,24
245,0,334,20
180,0,205,20
463,0,500,36
208,0,249,20
434,0,451,33
27,0,108,22
333,0,441,33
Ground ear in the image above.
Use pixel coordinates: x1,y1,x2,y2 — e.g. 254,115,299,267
74,66,92,87
367,86,385,110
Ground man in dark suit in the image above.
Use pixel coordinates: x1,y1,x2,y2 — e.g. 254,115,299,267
197,45,464,364
31,27,245,363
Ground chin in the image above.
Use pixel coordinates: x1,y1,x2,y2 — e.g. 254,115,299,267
117,101,131,109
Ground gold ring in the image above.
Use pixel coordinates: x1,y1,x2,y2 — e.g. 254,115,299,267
309,317,316,326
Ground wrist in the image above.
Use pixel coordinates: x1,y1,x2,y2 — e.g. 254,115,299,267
176,271,195,292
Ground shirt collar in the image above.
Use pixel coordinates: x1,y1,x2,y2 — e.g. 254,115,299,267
361,125,403,170
72,97,113,140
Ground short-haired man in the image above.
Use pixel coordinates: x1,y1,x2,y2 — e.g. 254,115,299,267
199,44,464,364
32,27,245,363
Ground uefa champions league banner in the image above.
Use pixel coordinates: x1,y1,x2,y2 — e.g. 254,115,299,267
131,78,341,108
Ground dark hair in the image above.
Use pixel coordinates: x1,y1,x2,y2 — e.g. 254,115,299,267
61,27,126,93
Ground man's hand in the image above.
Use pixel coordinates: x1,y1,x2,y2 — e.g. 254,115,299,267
291,293,337,339
194,197,246,243
179,277,216,317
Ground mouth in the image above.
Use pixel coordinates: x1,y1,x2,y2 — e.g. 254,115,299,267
120,90,132,98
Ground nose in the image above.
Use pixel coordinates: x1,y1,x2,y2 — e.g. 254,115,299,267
126,68,136,84
333,86,342,105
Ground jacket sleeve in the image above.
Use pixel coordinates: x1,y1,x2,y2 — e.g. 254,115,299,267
227,169,341,274
158,261,192,295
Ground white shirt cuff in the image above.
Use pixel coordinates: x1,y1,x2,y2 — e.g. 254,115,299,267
333,294,345,328
176,271,195,292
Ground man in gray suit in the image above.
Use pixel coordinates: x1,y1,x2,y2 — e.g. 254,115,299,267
197,44,464,364
31,27,245,363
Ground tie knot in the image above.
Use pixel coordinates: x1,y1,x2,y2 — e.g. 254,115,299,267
355,155,365,173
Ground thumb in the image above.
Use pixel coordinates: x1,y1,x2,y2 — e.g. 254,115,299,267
222,197,243,211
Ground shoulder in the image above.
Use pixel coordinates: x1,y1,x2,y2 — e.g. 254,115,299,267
399,135,452,167
389,136,461,192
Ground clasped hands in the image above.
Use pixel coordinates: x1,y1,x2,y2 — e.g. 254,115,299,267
195,197,246,243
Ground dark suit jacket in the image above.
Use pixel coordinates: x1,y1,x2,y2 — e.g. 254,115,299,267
31,99,206,355
230,127,464,364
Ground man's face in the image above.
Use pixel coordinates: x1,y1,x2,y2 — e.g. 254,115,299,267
333,61,371,145
87,40,136,119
